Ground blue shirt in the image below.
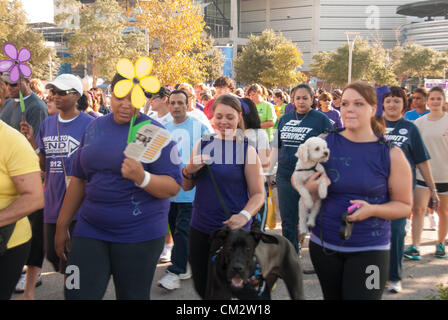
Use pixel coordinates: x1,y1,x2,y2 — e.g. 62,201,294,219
165,116,210,203
404,109,430,122
310,132,392,251
70,113,182,243
273,110,333,177
385,118,430,188
317,108,343,129
36,113,94,223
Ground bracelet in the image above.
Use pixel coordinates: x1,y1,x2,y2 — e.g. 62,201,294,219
34,147,40,154
239,210,252,222
182,167,194,180
136,171,151,188
429,187,438,193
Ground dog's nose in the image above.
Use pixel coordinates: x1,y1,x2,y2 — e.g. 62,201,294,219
232,265,244,273
324,151,329,156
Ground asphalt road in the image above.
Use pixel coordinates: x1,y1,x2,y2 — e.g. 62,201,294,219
11,218,448,301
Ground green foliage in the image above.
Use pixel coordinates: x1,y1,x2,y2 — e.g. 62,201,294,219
234,30,304,88
56,0,146,87
394,44,442,85
0,0,58,80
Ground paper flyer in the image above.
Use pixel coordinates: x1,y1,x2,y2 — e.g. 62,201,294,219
124,124,171,163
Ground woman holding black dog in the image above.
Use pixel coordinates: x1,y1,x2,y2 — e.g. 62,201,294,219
303,82,412,300
182,94,265,299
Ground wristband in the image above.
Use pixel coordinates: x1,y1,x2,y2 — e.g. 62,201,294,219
35,147,40,154
429,187,438,193
239,210,252,222
136,171,151,188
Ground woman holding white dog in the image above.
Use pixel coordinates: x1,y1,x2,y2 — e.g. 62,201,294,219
270,84,333,252
182,94,265,299
304,81,412,300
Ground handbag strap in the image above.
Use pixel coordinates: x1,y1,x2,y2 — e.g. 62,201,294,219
206,164,232,218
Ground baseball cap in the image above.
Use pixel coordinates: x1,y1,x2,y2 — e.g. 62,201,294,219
45,74,83,95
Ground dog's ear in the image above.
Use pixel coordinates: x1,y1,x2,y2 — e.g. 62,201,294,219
209,226,231,245
251,231,279,244
297,143,309,163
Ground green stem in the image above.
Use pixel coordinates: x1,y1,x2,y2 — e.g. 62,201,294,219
127,112,137,144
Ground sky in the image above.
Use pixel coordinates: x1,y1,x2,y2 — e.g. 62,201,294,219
21,0,54,23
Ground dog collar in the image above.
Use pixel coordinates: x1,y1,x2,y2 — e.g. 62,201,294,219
247,256,266,296
295,164,318,172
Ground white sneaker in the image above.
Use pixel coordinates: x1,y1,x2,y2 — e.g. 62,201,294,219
14,273,42,293
429,212,439,231
178,264,192,280
405,218,412,233
158,271,180,290
389,280,402,293
159,243,173,263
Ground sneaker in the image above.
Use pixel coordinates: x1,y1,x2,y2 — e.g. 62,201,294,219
158,271,180,290
14,273,42,293
389,280,402,293
178,264,192,280
405,218,412,233
435,243,446,259
403,245,421,260
159,243,173,263
429,212,439,231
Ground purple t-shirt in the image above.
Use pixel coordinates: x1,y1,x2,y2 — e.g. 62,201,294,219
36,113,94,223
190,136,251,235
70,113,182,243
310,132,392,251
318,108,343,129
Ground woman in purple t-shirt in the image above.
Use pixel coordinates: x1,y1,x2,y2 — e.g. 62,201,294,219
54,73,182,300
182,94,265,299
302,82,413,300
317,91,343,129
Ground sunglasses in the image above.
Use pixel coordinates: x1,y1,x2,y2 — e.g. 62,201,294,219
51,89,78,96
151,94,162,100
320,99,331,102
6,82,18,87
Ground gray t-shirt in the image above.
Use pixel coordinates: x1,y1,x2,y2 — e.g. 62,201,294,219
0,93,48,139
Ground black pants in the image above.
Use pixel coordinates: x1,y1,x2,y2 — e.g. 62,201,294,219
65,236,164,300
309,241,389,300
0,241,31,299
189,227,211,299
26,209,44,268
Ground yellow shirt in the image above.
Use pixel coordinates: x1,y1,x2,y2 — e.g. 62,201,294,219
0,120,41,249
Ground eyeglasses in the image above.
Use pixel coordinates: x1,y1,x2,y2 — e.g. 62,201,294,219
50,89,78,96
6,82,18,87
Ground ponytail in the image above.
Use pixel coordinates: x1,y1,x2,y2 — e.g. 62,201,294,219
77,94,88,112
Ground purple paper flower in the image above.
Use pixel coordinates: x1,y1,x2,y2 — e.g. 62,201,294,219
0,43,32,83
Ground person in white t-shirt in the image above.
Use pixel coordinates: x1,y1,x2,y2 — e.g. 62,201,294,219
147,87,173,126
177,83,214,133
409,86,448,259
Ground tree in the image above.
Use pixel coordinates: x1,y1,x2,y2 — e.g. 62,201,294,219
56,0,146,87
394,44,442,86
0,0,57,80
234,29,304,88
201,35,225,83
131,0,209,86
310,37,398,87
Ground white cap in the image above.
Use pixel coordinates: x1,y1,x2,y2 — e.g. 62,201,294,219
45,74,83,95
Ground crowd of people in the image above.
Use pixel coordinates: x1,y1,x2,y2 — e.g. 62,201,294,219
0,69,447,300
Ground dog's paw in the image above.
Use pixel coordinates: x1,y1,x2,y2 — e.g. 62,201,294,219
306,217,316,228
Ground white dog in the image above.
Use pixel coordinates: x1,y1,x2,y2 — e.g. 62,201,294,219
292,136,330,235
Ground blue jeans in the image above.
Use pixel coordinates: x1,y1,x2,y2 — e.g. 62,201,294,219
389,217,406,282
276,172,300,252
168,202,193,275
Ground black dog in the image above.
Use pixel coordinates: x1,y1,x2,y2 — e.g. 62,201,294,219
205,227,304,300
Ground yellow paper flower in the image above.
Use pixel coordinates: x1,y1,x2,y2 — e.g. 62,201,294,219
114,57,161,109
